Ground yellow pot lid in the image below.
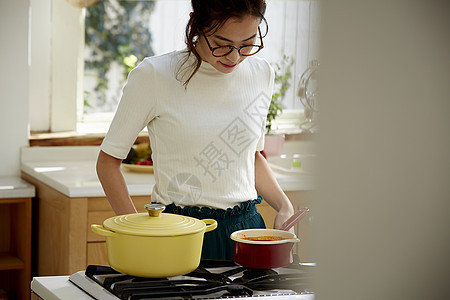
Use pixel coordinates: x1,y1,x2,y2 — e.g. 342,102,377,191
103,203,207,237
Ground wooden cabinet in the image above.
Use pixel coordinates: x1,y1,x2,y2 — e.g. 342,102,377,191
22,172,150,276
0,197,32,300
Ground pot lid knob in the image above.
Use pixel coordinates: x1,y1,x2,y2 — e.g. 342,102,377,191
144,203,165,217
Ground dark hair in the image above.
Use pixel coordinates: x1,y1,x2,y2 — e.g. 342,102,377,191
178,0,268,87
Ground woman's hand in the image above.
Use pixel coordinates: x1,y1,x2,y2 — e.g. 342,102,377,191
254,151,295,233
274,204,295,233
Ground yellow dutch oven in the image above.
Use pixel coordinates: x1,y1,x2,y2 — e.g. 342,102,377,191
91,203,217,278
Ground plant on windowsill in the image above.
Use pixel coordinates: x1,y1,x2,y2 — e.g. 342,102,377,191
264,55,294,157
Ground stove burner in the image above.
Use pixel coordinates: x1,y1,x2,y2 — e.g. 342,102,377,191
79,257,314,299
239,268,278,282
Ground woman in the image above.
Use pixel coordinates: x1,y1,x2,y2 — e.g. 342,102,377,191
96,0,295,260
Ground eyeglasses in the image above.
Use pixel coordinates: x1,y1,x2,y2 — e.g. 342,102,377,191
203,27,264,57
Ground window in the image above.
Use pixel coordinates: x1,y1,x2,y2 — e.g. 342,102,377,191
29,0,320,134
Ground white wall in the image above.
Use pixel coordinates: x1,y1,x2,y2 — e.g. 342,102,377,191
315,1,450,299
0,0,30,177
29,0,51,131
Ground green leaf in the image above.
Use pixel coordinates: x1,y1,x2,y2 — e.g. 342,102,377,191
266,55,295,134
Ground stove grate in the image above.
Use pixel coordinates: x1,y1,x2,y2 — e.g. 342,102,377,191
123,283,253,299
83,258,314,299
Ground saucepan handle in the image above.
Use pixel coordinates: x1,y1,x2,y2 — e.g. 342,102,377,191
202,219,218,232
91,224,116,237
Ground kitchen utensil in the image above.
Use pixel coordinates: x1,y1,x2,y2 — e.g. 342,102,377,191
279,207,310,231
230,228,299,269
91,203,217,278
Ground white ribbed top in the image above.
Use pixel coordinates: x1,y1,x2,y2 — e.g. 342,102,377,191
101,50,274,209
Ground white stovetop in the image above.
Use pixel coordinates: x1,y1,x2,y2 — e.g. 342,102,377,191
31,276,92,300
31,274,314,300
20,146,313,198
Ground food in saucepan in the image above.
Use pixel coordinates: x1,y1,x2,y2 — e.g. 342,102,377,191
242,235,286,241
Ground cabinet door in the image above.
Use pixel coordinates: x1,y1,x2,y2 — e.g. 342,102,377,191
87,242,109,266
256,200,277,228
287,191,314,263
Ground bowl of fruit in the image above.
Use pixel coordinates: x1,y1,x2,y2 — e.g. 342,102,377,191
121,143,154,173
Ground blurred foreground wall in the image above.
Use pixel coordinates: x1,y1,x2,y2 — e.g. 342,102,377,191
315,1,450,299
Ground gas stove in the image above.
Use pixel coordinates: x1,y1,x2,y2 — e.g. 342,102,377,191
68,258,315,299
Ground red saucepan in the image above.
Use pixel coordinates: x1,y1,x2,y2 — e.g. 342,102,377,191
230,208,309,269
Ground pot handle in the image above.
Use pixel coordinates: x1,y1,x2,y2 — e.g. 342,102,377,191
91,224,116,237
202,219,218,232
285,237,301,243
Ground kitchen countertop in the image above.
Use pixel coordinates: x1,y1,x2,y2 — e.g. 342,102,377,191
21,146,314,198
0,176,35,198
21,146,154,198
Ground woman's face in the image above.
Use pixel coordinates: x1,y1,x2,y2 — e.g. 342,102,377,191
197,15,261,74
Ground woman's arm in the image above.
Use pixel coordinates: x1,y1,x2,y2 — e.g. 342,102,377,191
96,150,137,215
254,151,295,229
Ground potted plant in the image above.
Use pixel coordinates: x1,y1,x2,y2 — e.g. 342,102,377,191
264,55,294,157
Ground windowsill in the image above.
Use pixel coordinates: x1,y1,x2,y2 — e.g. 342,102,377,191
28,130,103,147
29,110,315,146
28,131,150,147
271,129,316,142
29,129,314,147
